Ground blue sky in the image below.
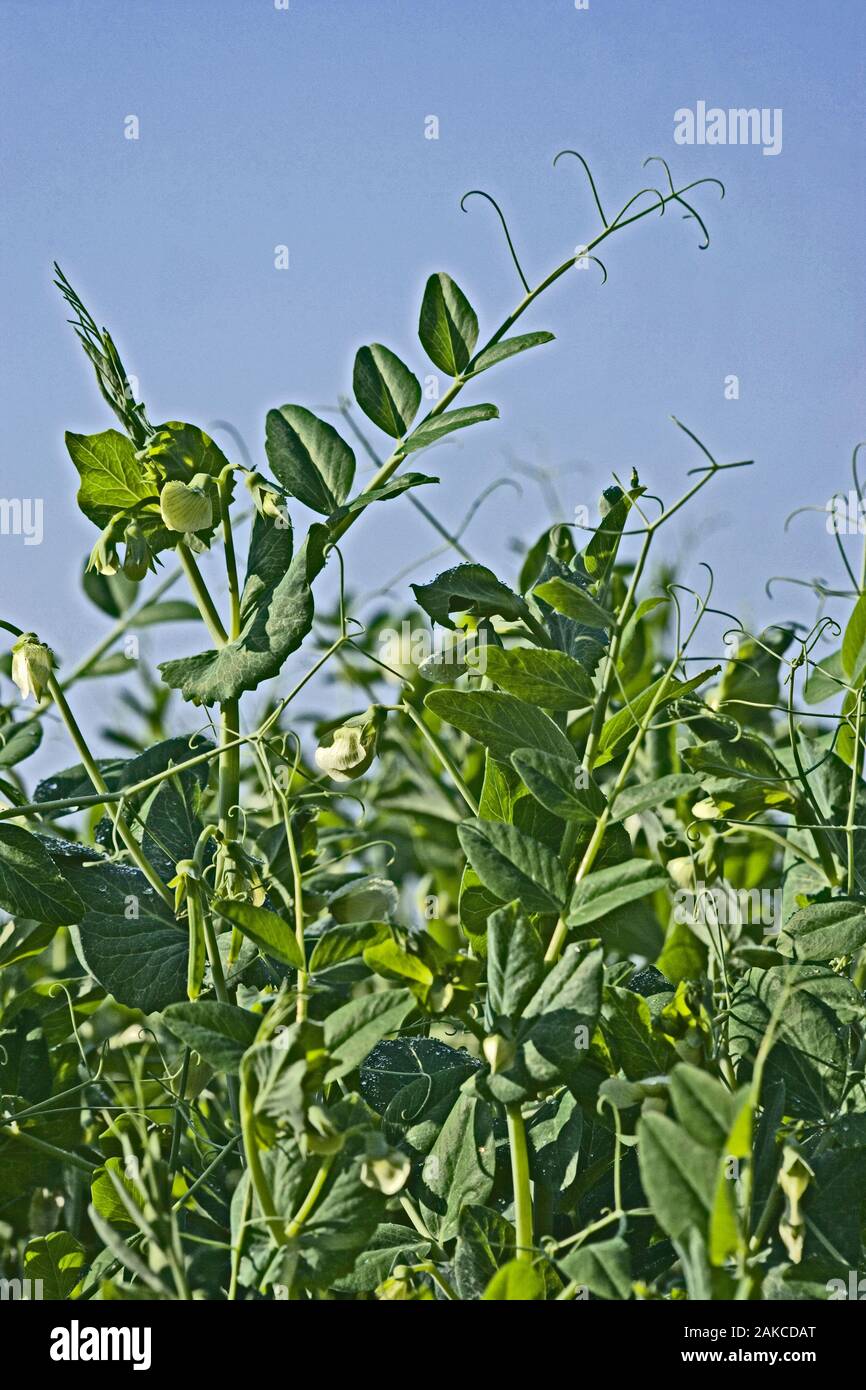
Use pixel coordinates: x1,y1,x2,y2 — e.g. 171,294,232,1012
0,0,863,754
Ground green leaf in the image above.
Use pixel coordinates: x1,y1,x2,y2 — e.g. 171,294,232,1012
159,519,328,704
419,1091,496,1241
532,577,615,629
474,646,595,709
264,405,355,514
404,403,499,452
328,473,437,523
65,428,152,528
594,667,720,766
486,904,545,1019
91,1157,147,1228
333,1224,431,1294
23,1231,87,1299
49,845,188,1013
485,946,603,1103
212,899,304,969
0,720,42,769
0,825,84,926
129,599,200,627
308,921,389,973
412,563,531,630
637,1111,718,1241
353,344,421,437
601,987,677,1079
527,1089,583,1192
458,819,568,914
425,689,575,763
511,748,607,822
557,1237,632,1300
567,860,671,928
418,273,479,375
162,1001,259,1071
777,899,866,961
842,593,866,683
803,649,845,705
670,1064,740,1149
609,773,703,822
470,331,555,376
324,989,415,1081
454,1205,516,1300
482,1259,547,1300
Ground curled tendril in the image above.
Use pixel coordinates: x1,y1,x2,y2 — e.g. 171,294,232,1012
852,441,866,504
574,251,608,284
644,157,725,250
553,149,608,226
460,189,530,293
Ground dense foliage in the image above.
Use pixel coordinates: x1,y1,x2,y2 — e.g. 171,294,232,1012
1,156,864,1302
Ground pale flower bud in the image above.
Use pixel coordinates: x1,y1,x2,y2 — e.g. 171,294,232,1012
11,634,55,703
159,479,213,534
314,707,385,783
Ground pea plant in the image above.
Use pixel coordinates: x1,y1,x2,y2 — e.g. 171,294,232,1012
1,152,864,1303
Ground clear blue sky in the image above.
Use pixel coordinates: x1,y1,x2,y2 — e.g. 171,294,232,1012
0,0,863,755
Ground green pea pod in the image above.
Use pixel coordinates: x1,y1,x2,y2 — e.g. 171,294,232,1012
186,884,207,1001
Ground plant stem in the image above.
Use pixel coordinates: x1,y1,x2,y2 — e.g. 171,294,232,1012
505,1103,533,1260
284,1158,333,1241
284,813,308,1022
46,675,173,907
177,542,228,645
402,700,479,814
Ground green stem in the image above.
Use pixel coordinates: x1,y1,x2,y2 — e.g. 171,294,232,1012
402,700,479,814
505,1103,533,1260
284,812,308,1022
177,542,228,645
285,1158,333,1241
239,1086,285,1246
2,1122,96,1174
47,675,173,908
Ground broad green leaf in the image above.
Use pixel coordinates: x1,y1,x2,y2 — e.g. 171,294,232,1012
470,331,555,376
777,899,866,961
803,649,845,705
842,592,866,683
212,899,304,969
324,989,415,1081
65,428,152,527
454,1205,516,1300
308,921,389,973
162,1001,259,1071
0,720,42,769
482,1259,546,1300
486,903,545,1019
264,405,355,514
419,1091,496,1241
91,1157,147,1228
511,748,606,822
159,519,328,704
474,646,595,709
728,967,848,1121
601,987,677,1079
54,851,188,1014
333,1224,431,1294
360,1036,479,1117
458,819,568,913
637,1111,718,1241
425,689,575,763
485,946,603,1103
656,915,707,984
527,1089,583,1192
23,1231,86,1299
609,773,703,822
669,1064,739,1149
353,343,421,437
0,825,84,926
594,666,720,766
533,577,615,629
404,403,498,452
557,1236,632,1300
567,860,670,928
412,563,531,630
418,273,478,375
